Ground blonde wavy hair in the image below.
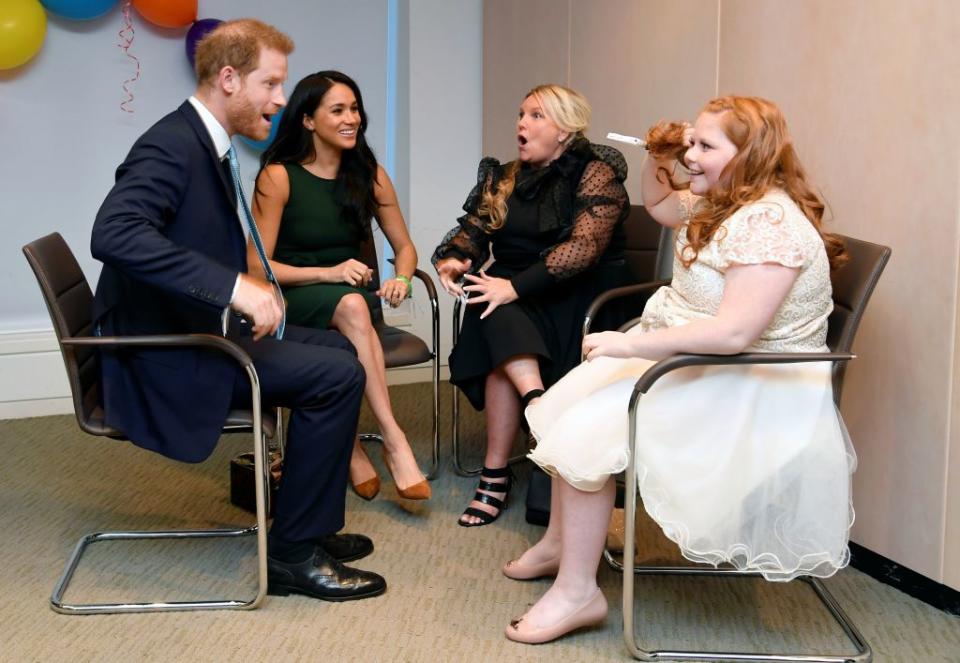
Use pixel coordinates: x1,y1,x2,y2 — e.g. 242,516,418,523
649,96,847,270
479,84,592,230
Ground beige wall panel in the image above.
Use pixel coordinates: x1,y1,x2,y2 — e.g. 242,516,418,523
569,0,719,204
948,189,960,588
720,0,960,582
949,322,960,587
482,0,571,161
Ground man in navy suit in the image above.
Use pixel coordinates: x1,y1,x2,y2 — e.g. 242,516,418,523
91,18,385,602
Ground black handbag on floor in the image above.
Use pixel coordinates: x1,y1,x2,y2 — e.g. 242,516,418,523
525,466,551,526
229,450,282,516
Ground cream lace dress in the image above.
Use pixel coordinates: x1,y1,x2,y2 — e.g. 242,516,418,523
526,189,855,581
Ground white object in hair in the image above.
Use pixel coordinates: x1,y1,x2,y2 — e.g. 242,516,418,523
606,132,646,148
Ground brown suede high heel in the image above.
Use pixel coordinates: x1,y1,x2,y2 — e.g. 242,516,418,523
351,475,381,501
382,449,431,500
350,443,380,500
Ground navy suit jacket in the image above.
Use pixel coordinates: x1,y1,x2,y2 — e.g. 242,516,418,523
91,101,249,463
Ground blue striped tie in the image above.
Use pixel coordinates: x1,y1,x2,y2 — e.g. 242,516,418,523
226,145,285,339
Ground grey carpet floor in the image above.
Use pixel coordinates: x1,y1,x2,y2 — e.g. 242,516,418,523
0,383,957,662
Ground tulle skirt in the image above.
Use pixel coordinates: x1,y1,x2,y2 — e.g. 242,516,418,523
526,350,856,581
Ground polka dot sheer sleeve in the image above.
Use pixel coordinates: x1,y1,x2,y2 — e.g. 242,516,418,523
544,160,628,280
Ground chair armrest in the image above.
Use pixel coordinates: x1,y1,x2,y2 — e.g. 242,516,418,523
631,351,855,399
583,280,671,337
412,268,439,303
452,294,463,345
385,257,439,305
411,269,441,357
61,333,255,369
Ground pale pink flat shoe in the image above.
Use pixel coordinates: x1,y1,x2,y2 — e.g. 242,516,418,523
505,588,607,644
502,556,560,580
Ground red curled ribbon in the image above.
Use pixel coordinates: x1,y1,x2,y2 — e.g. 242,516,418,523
117,1,140,113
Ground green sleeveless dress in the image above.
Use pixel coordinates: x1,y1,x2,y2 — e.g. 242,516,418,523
274,163,372,329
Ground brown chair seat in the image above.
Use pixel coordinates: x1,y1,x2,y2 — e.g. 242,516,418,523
377,325,435,367
224,409,277,438
77,404,124,438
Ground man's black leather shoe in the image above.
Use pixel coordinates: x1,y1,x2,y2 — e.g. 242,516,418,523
318,533,373,563
267,548,386,601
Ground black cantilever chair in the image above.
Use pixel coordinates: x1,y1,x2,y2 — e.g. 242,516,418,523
356,223,441,479
582,205,674,343
594,233,890,662
451,204,672,476
23,232,276,615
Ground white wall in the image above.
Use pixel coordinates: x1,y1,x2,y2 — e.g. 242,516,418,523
405,0,483,365
2,1,391,330
0,0,482,415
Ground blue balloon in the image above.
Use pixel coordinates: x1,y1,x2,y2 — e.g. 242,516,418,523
41,0,117,21
185,18,222,68
239,109,285,152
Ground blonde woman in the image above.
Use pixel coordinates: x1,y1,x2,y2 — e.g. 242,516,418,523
433,84,630,526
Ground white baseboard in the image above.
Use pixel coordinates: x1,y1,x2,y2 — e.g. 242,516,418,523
0,329,73,419
0,397,74,419
0,328,447,420
385,363,451,386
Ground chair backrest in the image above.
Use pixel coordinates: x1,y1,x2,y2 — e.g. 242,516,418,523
356,221,387,325
623,205,673,283
22,233,111,436
654,225,675,281
826,234,891,401
608,206,674,330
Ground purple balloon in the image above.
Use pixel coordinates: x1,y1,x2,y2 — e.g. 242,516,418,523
185,18,223,68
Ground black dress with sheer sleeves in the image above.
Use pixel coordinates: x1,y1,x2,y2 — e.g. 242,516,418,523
432,137,630,410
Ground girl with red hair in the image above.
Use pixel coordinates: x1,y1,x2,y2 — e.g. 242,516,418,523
502,96,854,645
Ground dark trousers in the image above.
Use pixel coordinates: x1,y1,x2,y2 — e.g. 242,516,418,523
231,323,365,543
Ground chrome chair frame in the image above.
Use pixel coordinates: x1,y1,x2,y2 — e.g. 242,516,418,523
47,335,270,615
613,352,871,663
588,234,890,661
24,233,271,615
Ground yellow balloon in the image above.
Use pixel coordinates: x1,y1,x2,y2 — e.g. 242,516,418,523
0,0,47,70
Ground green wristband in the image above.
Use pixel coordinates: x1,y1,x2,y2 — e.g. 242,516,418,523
395,274,412,297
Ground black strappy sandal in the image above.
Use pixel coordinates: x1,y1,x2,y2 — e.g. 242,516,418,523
458,465,514,527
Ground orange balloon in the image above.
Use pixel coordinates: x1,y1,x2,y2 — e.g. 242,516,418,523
132,0,197,28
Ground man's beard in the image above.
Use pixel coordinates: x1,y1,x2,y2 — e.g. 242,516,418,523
230,95,270,142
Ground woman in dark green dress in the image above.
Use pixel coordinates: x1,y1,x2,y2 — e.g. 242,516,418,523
250,71,429,501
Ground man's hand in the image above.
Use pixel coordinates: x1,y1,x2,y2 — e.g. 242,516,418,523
463,270,518,319
436,257,472,297
232,274,283,341
330,258,373,287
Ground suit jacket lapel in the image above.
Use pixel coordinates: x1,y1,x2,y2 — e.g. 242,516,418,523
177,101,247,268
178,101,237,203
